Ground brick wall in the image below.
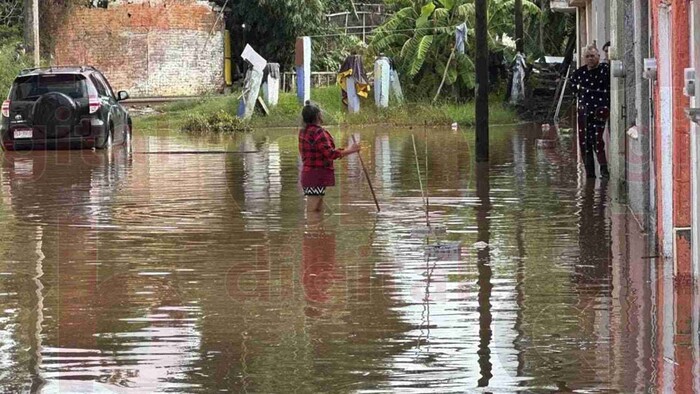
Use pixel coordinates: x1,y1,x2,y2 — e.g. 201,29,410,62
48,0,224,97
671,1,692,270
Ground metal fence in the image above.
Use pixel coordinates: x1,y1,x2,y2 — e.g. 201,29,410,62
325,10,387,43
281,71,339,93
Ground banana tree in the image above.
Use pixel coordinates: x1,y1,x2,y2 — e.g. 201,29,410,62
370,0,541,99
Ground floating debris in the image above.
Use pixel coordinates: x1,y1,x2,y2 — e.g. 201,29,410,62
411,225,447,238
473,241,489,250
426,242,461,261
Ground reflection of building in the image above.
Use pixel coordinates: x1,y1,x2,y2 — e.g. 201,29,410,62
374,134,394,194
241,135,282,231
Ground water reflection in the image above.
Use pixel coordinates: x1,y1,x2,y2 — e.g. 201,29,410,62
475,162,492,387
0,126,698,392
302,215,339,317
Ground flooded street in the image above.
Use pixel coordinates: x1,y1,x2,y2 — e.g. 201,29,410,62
0,125,698,392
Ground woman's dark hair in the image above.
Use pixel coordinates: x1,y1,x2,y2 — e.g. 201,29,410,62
302,100,321,125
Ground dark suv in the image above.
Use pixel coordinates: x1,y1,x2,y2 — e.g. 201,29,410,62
1,66,132,150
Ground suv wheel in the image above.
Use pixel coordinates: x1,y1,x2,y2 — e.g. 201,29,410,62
96,123,113,149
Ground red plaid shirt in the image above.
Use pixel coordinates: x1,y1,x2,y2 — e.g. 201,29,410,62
299,124,342,170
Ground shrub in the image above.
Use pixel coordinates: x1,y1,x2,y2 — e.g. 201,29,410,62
181,111,251,134
0,42,31,99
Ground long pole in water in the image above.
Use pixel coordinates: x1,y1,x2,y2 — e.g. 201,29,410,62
411,134,427,225
351,134,380,212
424,124,430,227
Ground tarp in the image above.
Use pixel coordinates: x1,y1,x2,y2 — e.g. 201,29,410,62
509,52,527,105
263,63,280,80
455,23,467,54
337,55,370,107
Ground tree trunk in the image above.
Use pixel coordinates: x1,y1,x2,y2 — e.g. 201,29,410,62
23,0,33,50
475,0,489,162
515,0,524,53
539,2,545,53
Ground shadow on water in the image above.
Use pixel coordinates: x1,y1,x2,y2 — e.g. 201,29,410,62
0,125,697,392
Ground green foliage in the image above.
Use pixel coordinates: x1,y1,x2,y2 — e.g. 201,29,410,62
0,0,23,30
371,0,548,99
0,6,29,99
524,0,575,59
230,0,326,69
182,111,251,134
229,0,374,72
0,44,29,99
313,33,366,72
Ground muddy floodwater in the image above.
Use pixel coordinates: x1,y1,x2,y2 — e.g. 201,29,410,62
0,125,698,392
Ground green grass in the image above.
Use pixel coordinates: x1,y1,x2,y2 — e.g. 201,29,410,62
134,85,519,132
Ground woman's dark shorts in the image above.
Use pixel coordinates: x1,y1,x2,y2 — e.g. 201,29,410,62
303,187,326,196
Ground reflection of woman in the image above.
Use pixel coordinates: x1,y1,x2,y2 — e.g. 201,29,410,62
577,181,611,282
302,228,337,317
298,101,360,214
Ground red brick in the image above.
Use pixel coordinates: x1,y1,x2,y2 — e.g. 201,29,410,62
45,0,225,97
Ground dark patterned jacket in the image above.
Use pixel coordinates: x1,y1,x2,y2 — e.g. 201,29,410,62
570,63,610,112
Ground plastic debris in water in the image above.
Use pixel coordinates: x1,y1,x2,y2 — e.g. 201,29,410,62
411,225,447,238
473,241,489,250
451,122,459,131
541,124,551,131
426,242,461,261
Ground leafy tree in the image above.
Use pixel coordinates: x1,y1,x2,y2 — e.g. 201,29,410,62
229,0,368,72
0,0,23,44
524,0,574,59
228,0,325,70
371,0,542,99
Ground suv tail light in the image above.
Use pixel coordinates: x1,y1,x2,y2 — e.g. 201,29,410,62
1,100,9,118
89,96,100,114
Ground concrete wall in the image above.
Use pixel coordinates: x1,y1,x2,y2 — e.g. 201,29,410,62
608,0,626,193
654,5,674,259
47,0,225,97
627,0,652,240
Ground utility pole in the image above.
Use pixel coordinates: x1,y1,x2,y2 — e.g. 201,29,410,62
475,0,489,162
32,0,40,66
515,0,524,53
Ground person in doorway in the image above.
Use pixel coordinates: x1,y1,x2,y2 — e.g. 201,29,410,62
299,101,361,213
570,45,610,179
601,41,611,63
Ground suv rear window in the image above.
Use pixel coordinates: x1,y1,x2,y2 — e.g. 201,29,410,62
11,74,88,101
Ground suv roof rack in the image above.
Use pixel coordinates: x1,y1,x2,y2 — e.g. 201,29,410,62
19,65,99,75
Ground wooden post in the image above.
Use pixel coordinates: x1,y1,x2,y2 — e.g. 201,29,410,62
515,0,524,53
362,13,366,43
475,0,489,162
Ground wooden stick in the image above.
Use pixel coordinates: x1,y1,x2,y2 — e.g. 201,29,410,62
424,123,430,227
351,134,380,212
411,134,428,225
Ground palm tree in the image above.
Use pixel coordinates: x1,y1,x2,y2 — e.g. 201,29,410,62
370,0,542,99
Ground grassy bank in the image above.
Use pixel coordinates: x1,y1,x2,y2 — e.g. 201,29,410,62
133,85,518,132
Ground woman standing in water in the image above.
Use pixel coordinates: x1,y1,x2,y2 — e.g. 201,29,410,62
299,101,361,214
